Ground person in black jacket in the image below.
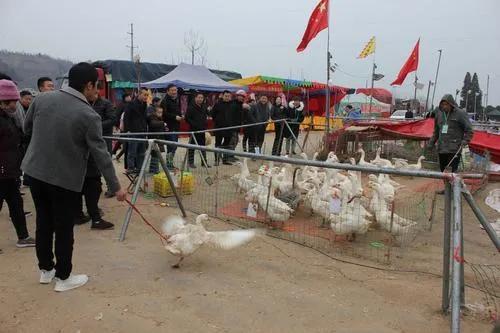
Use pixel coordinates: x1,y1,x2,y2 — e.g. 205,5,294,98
112,93,131,163
161,84,183,168
74,92,116,229
285,96,305,155
249,95,271,153
0,79,35,249
211,90,234,165
271,96,287,156
123,88,148,172
226,90,249,161
242,98,256,152
185,92,210,168
147,105,167,173
91,95,116,153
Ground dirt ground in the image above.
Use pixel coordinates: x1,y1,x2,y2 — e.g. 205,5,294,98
0,133,498,333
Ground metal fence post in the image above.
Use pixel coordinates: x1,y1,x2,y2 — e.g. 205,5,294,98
155,142,187,218
451,178,463,333
119,140,154,242
462,187,500,251
190,132,210,171
284,120,305,154
442,180,452,313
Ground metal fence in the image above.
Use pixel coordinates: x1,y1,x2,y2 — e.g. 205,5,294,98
106,122,497,333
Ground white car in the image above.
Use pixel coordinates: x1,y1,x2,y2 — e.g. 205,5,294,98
390,110,421,120
390,110,410,119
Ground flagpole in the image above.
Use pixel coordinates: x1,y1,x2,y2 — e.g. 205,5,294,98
368,44,376,114
324,0,331,134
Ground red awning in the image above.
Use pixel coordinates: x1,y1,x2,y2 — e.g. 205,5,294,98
350,118,500,163
355,88,393,105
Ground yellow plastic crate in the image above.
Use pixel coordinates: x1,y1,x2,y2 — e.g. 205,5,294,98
153,171,194,197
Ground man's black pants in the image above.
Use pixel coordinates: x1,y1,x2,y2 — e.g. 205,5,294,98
29,176,80,280
439,153,461,172
254,125,267,153
215,132,232,162
78,177,102,222
188,132,207,165
0,178,29,240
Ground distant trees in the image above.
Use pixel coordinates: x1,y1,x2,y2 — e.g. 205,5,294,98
459,72,482,116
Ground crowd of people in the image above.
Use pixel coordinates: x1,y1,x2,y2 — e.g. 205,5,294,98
0,62,307,291
114,85,307,168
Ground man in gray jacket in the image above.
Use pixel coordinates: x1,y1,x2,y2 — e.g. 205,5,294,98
428,94,473,173
22,62,126,292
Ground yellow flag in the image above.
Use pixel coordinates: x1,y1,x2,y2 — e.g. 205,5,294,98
357,37,376,59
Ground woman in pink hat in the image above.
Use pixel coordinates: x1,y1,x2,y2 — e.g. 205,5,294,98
0,79,36,252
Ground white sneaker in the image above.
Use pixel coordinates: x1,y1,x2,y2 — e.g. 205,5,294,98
39,269,56,284
54,274,89,292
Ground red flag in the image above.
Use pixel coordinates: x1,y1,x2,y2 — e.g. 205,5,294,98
296,0,329,52
390,39,420,86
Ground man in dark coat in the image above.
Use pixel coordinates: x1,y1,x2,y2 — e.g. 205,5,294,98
75,92,117,228
211,90,234,165
161,84,183,168
0,79,35,250
249,95,271,153
185,92,210,168
405,104,414,119
271,96,287,156
242,98,256,152
147,105,167,174
226,90,248,162
123,88,148,172
428,94,473,173
285,96,305,155
91,95,116,153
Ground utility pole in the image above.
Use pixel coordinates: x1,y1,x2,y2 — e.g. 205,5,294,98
430,49,442,110
413,74,418,111
485,74,490,121
126,23,138,62
424,80,433,113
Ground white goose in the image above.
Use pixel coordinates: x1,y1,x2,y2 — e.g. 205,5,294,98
357,147,375,167
406,156,426,170
162,214,260,268
370,147,394,168
369,184,417,244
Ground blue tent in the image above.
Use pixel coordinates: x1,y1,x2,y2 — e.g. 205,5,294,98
141,63,240,91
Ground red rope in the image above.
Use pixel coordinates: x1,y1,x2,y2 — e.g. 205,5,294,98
453,245,465,263
125,198,168,245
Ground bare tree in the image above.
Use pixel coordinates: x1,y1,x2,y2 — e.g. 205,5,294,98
198,44,208,66
184,30,205,65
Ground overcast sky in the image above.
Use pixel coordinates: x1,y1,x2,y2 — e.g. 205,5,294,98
1,0,499,105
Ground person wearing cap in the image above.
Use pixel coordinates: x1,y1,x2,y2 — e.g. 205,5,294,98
0,79,36,250
22,63,126,292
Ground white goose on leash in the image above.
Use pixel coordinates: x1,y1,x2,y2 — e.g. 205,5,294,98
162,214,260,268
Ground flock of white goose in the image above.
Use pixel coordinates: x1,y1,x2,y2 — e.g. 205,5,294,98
231,147,427,242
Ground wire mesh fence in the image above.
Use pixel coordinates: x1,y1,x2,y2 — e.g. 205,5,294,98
131,131,442,264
